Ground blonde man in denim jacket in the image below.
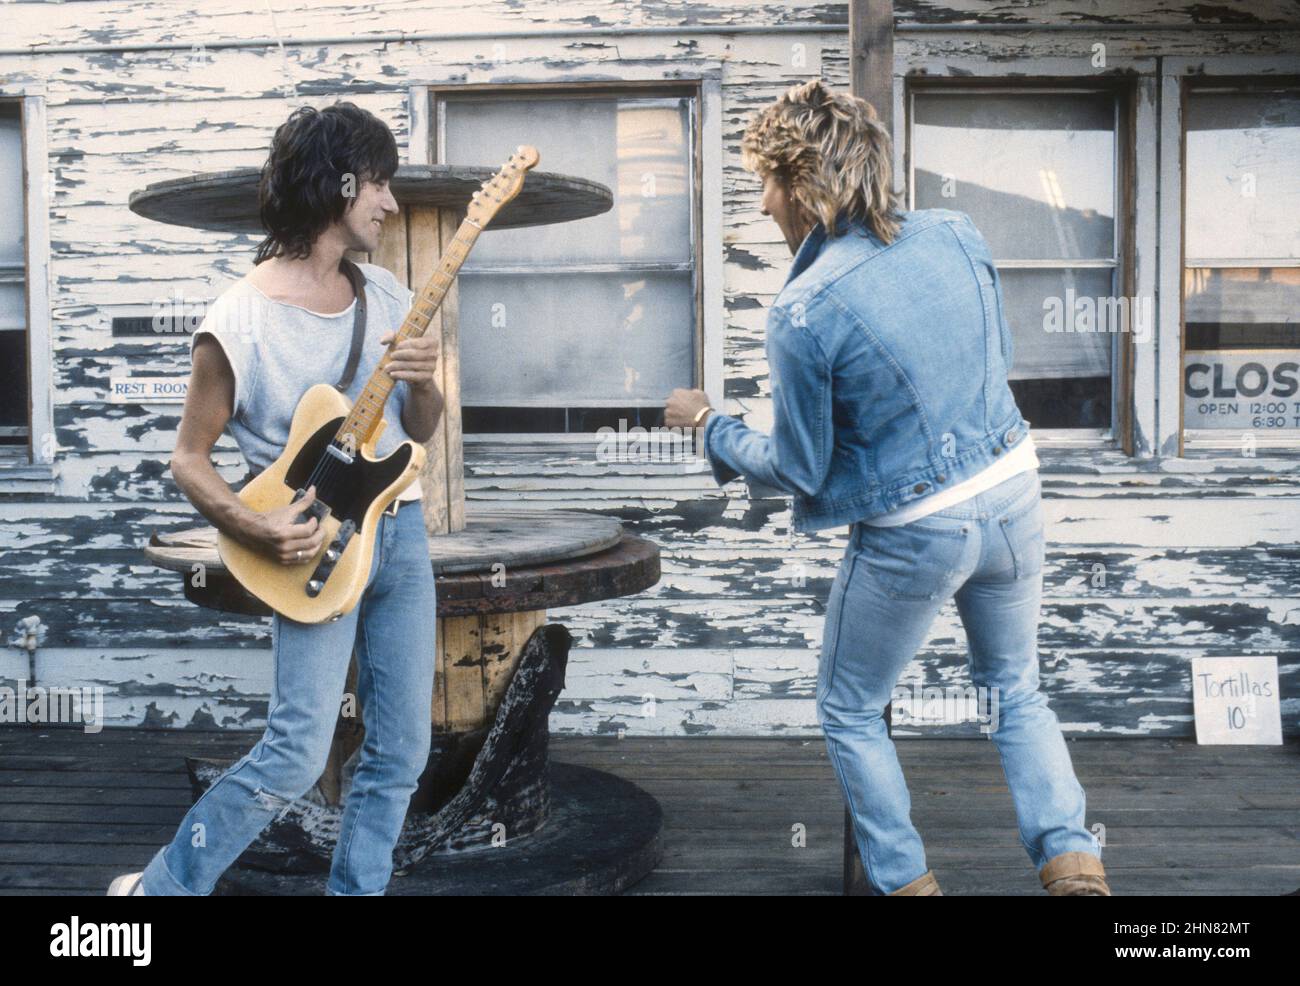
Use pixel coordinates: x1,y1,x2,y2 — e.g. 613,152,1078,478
666,79,1109,897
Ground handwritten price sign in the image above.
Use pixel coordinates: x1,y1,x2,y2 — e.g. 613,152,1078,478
1191,656,1282,745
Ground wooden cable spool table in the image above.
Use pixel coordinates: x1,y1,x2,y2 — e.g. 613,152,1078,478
132,164,666,894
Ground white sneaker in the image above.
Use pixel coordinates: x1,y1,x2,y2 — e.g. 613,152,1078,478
107,872,145,895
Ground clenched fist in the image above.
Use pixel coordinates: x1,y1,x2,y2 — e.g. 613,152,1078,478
664,388,715,430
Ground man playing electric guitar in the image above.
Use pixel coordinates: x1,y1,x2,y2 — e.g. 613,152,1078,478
109,101,443,896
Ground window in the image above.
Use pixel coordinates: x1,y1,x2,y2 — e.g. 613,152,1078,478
909,89,1128,434
1182,85,1300,445
0,103,28,449
437,87,699,434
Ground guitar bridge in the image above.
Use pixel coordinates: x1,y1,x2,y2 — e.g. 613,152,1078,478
305,518,357,598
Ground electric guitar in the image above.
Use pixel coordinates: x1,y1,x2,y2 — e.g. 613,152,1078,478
217,146,540,623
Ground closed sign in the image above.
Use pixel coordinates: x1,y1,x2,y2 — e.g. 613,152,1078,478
1183,351,1300,430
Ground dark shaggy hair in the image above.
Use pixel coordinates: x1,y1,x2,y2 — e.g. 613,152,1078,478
253,101,399,263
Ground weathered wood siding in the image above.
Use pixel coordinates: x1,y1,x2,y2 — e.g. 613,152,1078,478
1,1,1297,737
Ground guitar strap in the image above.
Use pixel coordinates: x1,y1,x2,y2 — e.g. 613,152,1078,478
334,257,367,393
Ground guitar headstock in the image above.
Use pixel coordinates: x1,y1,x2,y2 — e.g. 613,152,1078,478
467,145,540,228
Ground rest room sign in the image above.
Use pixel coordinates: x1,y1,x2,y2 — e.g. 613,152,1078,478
1183,351,1300,430
1190,656,1282,745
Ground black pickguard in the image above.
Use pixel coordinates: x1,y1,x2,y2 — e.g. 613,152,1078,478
283,416,414,528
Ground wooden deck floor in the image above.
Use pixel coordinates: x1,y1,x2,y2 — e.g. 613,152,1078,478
1,728,1296,895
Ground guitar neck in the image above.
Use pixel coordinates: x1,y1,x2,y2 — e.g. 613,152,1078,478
335,215,483,450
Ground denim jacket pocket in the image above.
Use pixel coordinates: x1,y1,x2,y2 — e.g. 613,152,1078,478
859,520,972,601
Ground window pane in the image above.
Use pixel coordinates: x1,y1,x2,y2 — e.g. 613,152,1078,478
1010,377,1111,430
999,268,1115,380
1185,91,1300,261
444,93,697,432
913,92,1116,261
1184,90,1300,439
999,267,1114,428
459,271,694,406
1185,267,1300,350
463,405,665,434
0,329,29,438
0,281,24,331
0,104,22,268
445,96,692,265
1182,267,1299,434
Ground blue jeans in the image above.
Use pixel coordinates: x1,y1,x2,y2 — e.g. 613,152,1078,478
816,469,1100,894
141,502,437,896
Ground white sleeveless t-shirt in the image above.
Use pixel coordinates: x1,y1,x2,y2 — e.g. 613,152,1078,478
190,261,424,502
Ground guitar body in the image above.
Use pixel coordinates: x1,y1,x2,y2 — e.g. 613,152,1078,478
217,383,425,624
211,146,538,623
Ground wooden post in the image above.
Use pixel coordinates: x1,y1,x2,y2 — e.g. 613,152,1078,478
849,0,894,132
370,203,467,537
370,204,545,735
845,0,895,896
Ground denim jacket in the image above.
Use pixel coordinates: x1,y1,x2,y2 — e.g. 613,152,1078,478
704,208,1030,533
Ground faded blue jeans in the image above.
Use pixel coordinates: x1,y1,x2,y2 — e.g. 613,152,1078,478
816,469,1100,894
141,501,437,896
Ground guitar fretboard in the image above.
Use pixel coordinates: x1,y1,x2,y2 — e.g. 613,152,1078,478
333,217,482,452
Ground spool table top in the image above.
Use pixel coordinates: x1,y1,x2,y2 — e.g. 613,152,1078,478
129,164,612,233
147,508,660,618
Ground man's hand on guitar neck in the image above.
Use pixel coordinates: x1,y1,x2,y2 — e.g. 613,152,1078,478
381,330,444,443
380,329,439,391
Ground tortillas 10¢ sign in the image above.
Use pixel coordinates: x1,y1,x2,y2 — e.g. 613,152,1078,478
1191,656,1282,745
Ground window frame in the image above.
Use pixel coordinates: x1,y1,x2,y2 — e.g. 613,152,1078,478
0,85,53,478
903,76,1140,453
414,75,723,446
1174,70,1300,452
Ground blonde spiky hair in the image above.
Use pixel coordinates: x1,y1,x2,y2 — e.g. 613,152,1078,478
741,78,901,244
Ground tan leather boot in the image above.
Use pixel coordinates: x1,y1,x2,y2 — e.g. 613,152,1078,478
888,870,943,895
1039,851,1111,895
